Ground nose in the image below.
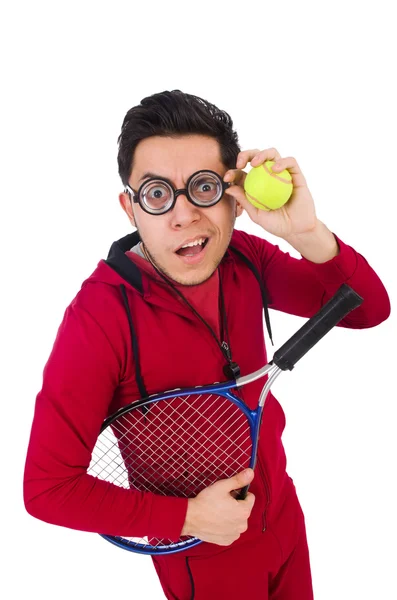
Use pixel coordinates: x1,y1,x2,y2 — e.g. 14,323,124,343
169,192,200,228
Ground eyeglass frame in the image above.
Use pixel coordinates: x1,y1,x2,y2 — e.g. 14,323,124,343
124,169,233,215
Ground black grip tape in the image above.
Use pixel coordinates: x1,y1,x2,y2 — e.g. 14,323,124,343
272,284,363,371
236,484,248,500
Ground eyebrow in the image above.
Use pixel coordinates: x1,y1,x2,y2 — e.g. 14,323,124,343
137,169,222,185
139,171,170,183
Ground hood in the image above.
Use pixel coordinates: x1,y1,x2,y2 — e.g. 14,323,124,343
83,229,272,342
85,231,145,294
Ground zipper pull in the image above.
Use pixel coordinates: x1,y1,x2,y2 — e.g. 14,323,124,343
221,342,241,380
224,361,241,380
221,341,231,360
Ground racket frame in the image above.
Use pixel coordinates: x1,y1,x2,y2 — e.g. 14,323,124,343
96,365,280,555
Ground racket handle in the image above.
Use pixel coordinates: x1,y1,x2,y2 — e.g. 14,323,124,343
272,284,363,371
235,485,249,500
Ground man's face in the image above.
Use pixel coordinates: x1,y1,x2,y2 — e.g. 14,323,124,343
119,134,242,286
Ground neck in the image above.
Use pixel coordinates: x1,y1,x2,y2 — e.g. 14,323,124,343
140,242,176,285
140,242,154,265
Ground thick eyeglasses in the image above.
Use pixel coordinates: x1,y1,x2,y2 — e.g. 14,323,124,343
125,170,232,215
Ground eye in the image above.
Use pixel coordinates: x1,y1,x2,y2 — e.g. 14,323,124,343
190,174,221,204
192,178,218,196
197,181,216,193
149,186,168,199
141,181,172,211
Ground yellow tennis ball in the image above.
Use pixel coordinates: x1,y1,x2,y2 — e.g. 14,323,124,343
243,161,293,211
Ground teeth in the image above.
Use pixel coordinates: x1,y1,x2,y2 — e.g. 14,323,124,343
181,237,206,249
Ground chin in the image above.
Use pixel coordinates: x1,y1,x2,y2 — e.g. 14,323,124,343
172,268,216,287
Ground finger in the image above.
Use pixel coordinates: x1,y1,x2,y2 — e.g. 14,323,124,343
223,169,247,185
244,492,256,510
250,147,282,167
223,468,254,491
225,181,259,217
270,157,307,187
232,187,271,224
235,149,261,169
201,534,237,546
225,181,253,210
217,537,239,546
271,156,299,173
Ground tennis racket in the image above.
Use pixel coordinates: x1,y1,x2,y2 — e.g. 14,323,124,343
88,283,362,555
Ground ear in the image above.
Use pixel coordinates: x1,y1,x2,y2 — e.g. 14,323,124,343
119,192,136,227
235,200,244,218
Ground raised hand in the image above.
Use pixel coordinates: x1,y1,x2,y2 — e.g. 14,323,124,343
224,147,317,240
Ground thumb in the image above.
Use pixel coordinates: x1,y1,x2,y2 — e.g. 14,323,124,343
223,468,254,491
227,183,262,222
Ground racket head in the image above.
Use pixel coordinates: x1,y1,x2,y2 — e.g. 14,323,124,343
88,382,261,555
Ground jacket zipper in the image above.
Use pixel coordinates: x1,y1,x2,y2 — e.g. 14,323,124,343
257,453,271,532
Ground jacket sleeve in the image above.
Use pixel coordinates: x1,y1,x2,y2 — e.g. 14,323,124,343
23,287,188,540
249,232,390,327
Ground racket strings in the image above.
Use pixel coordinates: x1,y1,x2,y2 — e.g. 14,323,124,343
91,395,250,492
120,395,250,490
119,396,250,495
88,392,252,549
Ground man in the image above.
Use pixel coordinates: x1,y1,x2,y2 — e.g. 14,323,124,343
24,90,390,599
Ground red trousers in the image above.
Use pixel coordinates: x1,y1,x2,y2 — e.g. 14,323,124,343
152,483,314,599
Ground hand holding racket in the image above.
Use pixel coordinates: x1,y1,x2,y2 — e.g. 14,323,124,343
88,284,363,555
180,467,256,546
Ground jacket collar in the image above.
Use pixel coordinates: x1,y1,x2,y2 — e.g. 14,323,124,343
105,230,235,295
105,231,144,293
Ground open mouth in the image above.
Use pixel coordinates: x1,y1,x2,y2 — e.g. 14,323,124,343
175,237,209,257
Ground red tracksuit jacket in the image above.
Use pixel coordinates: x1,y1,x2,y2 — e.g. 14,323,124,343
23,228,390,591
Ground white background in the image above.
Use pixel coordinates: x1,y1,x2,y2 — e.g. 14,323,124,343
1,1,396,598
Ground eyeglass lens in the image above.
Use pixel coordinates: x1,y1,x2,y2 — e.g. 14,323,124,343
140,172,223,213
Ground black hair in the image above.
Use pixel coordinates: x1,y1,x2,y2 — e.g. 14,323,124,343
117,90,241,186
